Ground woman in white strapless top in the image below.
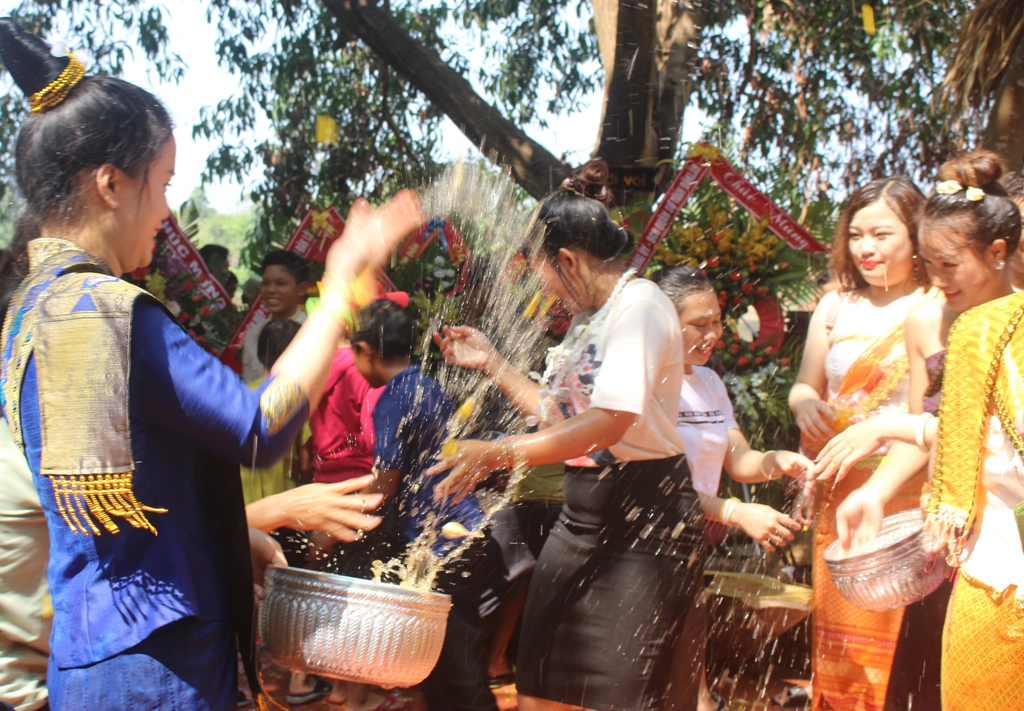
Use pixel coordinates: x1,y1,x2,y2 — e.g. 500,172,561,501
787,177,931,711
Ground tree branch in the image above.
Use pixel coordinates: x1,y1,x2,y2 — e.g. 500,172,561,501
321,0,569,199
982,35,1024,171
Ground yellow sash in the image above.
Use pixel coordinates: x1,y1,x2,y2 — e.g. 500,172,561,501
927,291,1024,564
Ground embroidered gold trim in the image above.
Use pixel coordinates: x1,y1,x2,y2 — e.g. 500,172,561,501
49,472,167,535
928,293,1024,564
860,353,909,415
259,375,307,435
29,56,86,113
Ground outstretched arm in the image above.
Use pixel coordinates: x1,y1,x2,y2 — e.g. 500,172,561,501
429,407,637,502
433,325,542,415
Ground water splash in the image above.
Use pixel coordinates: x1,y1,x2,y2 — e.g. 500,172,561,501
368,160,551,591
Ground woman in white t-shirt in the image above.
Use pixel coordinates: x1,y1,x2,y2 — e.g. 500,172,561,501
432,160,706,711
656,265,813,711
655,265,813,548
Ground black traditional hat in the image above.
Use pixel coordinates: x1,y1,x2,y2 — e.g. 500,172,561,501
0,17,85,112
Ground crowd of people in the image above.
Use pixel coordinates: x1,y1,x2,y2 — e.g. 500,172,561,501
1,13,1023,711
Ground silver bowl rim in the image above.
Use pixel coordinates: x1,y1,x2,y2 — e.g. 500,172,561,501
822,508,931,566
265,565,452,604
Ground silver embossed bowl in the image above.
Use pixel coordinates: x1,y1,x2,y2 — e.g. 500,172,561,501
258,566,451,687
823,509,949,613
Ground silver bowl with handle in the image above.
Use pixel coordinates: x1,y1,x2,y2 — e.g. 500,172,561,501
823,509,949,613
258,566,451,687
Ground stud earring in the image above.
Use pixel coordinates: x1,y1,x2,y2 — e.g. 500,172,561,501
995,259,1006,270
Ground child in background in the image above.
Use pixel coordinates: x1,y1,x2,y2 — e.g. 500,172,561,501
351,295,502,711
242,250,310,382
239,319,311,505
309,340,382,485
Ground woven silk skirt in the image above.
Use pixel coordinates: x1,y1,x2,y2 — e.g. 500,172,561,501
516,456,706,711
941,570,1024,711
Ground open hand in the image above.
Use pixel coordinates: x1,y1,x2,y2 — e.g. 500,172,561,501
834,486,885,556
325,190,423,282
732,502,802,552
428,439,503,503
793,399,836,444
249,475,385,542
433,325,500,373
813,416,890,483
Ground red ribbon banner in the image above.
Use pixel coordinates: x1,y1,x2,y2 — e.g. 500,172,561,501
159,217,235,312
628,145,827,272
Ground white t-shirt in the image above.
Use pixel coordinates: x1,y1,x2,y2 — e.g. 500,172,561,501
548,278,686,467
676,366,738,496
241,309,307,383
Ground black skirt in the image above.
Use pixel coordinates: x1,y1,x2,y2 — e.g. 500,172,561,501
516,455,706,711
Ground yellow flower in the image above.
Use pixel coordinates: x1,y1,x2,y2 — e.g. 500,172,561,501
145,273,168,304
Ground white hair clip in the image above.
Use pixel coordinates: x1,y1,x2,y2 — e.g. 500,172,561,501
935,180,984,202
48,38,69,57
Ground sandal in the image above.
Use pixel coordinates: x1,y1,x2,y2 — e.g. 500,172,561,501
287,677,332,706
236,689,252,708
773,685,811,709
488,672,516,689
326,690,408,710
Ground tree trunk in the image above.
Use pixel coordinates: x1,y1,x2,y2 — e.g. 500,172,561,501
593,0,702,185
321,0,569,199
983,35,1024,172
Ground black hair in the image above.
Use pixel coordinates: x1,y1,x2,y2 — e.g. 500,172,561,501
199,244,230,265
260,249,310,284
537,159,635,262
651,265,714,310
350,299,416,360
999,171,1024,201
0,18,174,322
256,318,301,369
923,149,1022,255
223,271,239,291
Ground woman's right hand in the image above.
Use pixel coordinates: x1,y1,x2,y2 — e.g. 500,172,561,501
433,325,501,373
249,475,384,542
324,191,423,282
732,503,801,552
834,486,885,555
793,398,837,443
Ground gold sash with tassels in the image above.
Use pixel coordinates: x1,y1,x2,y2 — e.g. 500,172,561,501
927,290,1024,563
1,238,166,535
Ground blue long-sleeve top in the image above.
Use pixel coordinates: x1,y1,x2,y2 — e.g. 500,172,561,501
19,301,307,669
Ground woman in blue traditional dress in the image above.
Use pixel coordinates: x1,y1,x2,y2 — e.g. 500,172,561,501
0,18,421,710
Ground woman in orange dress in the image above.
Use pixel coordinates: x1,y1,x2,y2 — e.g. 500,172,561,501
788,177,931,711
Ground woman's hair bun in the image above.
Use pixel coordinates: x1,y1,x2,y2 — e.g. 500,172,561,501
566,158,616,208
0,17,72,98
937,149,1008,195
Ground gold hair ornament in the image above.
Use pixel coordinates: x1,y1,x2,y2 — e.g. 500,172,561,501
29,54,85,113
936,180,984,202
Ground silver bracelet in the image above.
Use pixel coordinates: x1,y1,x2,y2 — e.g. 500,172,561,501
915,413,934,452
760,450,779,480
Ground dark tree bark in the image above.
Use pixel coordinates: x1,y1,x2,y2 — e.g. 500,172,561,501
983,36,1024,172
592,0,703,189
322,0,569,199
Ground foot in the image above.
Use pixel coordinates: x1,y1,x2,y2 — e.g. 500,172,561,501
286,676,332,706
336,690,408,711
